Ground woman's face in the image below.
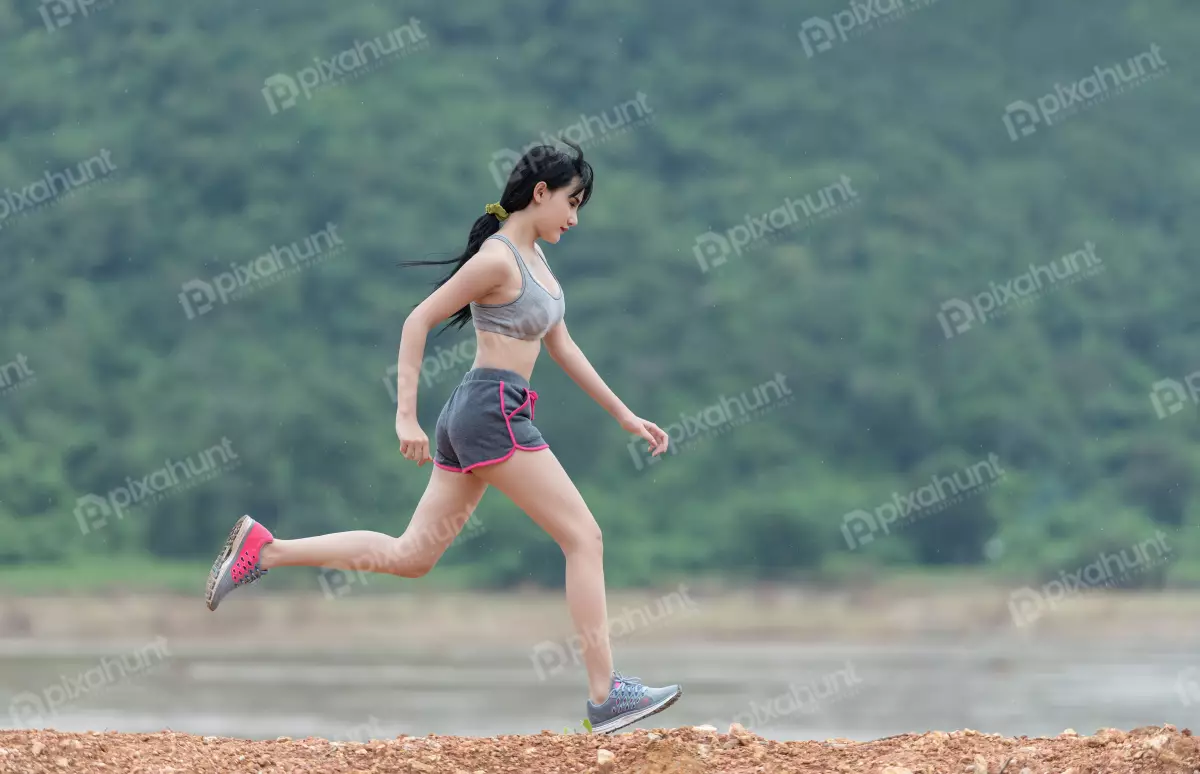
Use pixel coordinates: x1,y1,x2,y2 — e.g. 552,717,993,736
531,177,583,244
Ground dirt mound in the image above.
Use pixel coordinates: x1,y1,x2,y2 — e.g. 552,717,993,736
0,724,1195,773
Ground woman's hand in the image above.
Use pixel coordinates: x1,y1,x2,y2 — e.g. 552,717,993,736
617,411,669,458
395,414,434,466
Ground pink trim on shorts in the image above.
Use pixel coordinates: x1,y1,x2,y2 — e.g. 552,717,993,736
436,381,548,474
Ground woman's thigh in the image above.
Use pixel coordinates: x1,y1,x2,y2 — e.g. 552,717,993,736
468,448,601,552
400,466,490,565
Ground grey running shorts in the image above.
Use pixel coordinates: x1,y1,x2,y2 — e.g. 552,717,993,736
434,367,548,473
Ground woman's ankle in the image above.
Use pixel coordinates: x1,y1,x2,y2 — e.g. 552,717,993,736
259,540,283,569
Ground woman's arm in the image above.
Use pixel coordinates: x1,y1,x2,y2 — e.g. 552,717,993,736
543,321,630,420
395,242,510,419
544,321,668,455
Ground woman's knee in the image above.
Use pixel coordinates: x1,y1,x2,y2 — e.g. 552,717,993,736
559,514,603,556
379,536,439,578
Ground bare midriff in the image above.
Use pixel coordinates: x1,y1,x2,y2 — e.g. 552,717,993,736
470,329,543,382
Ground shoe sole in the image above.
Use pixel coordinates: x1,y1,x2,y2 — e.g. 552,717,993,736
591,687,683,735
205,515,254,611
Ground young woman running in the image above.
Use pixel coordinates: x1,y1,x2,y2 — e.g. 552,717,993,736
204,141,683,734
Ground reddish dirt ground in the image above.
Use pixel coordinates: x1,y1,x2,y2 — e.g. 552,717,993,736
1,724,1197,774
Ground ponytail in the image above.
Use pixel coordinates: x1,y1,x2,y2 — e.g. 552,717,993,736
398,140,593,337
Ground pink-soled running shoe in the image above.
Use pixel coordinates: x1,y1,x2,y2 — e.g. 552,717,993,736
205,515,274,611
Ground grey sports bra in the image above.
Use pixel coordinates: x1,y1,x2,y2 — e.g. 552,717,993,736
470,234,565,341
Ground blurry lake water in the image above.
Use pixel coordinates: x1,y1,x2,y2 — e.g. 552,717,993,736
0,640,1193,742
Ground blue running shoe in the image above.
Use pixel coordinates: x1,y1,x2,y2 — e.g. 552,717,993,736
586,670,682,734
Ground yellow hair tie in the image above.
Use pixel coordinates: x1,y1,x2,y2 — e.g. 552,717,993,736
484,202,509,220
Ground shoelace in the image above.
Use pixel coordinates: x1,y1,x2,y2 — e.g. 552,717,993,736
237,565,267,586
234,556,268,587
610,671,648,711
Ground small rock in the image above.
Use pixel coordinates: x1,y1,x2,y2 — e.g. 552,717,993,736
1061,728,1077,736
729,722,747,735
276,736,291,742
597,748,615,770
55,758,69,769
722,738,740,749
697,743,710,758
753,745,767,760
410,763,433,773
31,742,45,756
973,754,989,772
881,768,913,774
68,740,82,750
647,733,663,742
1145,734,1171,750
693,725,717,733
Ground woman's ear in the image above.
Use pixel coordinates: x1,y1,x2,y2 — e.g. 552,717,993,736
532,181,548,202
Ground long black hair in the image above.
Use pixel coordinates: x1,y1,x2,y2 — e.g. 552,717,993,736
399,140,594,336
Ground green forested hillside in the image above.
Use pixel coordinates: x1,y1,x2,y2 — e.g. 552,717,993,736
1,0,1198,589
